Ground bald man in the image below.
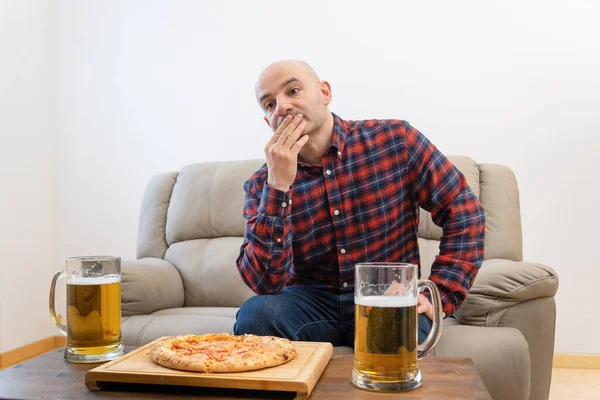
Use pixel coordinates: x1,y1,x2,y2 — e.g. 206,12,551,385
234,60,486,348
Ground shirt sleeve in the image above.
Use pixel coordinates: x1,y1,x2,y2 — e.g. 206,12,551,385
405,123,486,316
235,180,294,294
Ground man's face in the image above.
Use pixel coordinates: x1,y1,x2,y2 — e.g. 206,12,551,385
255,63,330,135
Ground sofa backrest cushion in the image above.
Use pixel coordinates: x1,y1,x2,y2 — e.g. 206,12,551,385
165,160,264,245
479,163,523,261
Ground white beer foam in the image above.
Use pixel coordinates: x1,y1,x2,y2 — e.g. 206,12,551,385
67,275,120,285
355,295,417,307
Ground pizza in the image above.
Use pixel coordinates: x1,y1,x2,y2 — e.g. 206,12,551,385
150,333,297,373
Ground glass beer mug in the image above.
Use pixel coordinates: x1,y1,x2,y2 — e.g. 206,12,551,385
49,256,124,363
352,263,443,391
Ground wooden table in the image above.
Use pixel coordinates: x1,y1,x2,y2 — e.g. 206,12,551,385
0,348,491,399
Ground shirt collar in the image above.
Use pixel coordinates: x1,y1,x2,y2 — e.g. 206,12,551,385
330,112,347,159
298,112,347,169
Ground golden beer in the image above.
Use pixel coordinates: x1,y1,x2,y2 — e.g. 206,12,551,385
66,277,122,356
354,296,418,382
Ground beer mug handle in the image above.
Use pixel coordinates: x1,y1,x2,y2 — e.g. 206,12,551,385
49,271,68,336
417,279,443,359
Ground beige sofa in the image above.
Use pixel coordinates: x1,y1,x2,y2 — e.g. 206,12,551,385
121,156,558,400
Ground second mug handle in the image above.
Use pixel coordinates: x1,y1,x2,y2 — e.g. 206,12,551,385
417,279,443,358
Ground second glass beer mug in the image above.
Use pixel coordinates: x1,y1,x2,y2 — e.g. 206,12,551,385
352,262,443,391
49,256,124,363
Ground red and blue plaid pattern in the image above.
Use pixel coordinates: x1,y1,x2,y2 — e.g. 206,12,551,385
237,114,485,316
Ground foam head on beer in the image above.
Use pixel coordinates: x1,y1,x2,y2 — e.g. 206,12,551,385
67,275,120,285
355,295,417,307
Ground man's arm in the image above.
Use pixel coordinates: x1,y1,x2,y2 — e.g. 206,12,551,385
236,181,294,294
405,123,486,316
236,114,308,294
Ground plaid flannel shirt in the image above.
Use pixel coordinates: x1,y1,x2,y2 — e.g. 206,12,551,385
236,113,485,316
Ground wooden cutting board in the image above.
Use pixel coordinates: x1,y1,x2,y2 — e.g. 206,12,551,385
85,337,334,399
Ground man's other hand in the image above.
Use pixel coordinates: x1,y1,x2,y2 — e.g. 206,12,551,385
417,293,433,321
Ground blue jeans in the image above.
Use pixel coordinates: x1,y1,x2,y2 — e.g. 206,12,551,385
234,286,433,347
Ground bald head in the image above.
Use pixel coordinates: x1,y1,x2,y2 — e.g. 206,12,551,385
255,60,320,97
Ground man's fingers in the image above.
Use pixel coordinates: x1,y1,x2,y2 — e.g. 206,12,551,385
276,114,295,134
286,120,308,149
267,115,293,146
417,294,426,313
276,114,303,146
384,281,407,296
290,134,309,155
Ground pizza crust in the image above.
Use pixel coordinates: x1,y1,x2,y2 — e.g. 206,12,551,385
150,333,296,373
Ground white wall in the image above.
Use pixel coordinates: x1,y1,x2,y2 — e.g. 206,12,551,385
2,0,598,354
0,0,56,352
53,0,600,354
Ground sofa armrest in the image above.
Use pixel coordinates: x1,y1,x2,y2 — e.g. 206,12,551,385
455,259,559,327
121,258,185,316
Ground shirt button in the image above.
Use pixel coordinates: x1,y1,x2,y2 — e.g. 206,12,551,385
281,202,287,208
343,282,348,288
276,238,282,243
340,248,346,254
333,210,340,216
326,170,331,175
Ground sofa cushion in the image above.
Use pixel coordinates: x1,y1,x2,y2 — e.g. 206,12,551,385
417,237,440,278
121,307,238,346
166,160,264,244
164,237,256,307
